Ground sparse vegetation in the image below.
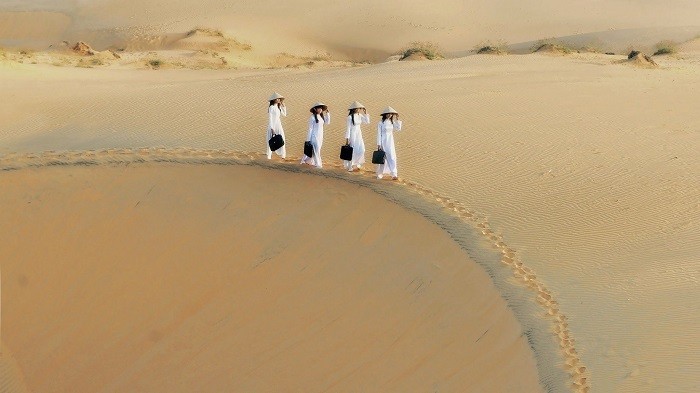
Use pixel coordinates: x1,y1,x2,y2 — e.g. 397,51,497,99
475,40,509,55
17,48,36,59
76,59,92,68
186,28,225,37
532,40,572,54
185,27,252,52
399,41,444,60
653,40,677,56
148,59,163,69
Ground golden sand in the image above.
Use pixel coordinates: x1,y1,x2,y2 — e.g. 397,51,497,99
1,1,699,392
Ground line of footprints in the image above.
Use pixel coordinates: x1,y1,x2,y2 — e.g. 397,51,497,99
2,147,590,392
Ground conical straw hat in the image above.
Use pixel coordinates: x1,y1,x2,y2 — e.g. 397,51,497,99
268,92,284,101
380,106,398,115
348,101,365,110
310,102,328,110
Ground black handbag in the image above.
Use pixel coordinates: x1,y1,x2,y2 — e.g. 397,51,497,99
268,134,284,151
340,145,353,161
371,149,385,164
303,141,314,157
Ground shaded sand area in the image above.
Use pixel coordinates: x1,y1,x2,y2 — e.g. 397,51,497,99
0,160,544,392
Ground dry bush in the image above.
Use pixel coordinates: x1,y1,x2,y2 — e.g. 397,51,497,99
474,40,508,54
399,41,444,60
186,28,224,37
653,40,677,56
148,59,163,69
531,39,573,54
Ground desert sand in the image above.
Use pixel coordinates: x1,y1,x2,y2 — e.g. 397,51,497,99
0,162,544,392
1,1,700,393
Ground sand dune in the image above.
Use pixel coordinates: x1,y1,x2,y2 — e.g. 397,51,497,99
679,37,700,53
505,26,700,55
3,1,700,60
3,53,699,391
1,1,699,392
0,159,544,392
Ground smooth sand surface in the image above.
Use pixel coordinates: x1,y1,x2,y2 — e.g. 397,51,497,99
1,1,700,392
0,162,542,392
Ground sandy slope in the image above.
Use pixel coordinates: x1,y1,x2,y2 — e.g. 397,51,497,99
1,1,700,392
0,162,543,392
2,51,699,392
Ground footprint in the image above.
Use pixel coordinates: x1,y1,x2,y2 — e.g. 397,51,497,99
565,358,579,368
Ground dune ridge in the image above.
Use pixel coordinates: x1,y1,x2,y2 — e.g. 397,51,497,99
1,147,588,391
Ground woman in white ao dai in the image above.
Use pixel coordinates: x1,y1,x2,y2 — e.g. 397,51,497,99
344,101,369,171
376,106,403,180
301,102,330,168
266,92,287,159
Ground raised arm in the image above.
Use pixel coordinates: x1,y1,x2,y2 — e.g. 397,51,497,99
280,105,287,117
323,111,331,124
361,114,370,124
393,119,403,131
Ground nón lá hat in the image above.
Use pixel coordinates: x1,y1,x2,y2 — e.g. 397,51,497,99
310,102,328,110
380,106,398,115
348,101,365,110
268,92,284,101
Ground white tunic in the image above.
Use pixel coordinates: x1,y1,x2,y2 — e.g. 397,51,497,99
302,112,330,168
345,113,369,168
376,119,403,177
266,104,287,159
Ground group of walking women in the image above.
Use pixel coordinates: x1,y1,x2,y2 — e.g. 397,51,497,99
266,92,403,180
